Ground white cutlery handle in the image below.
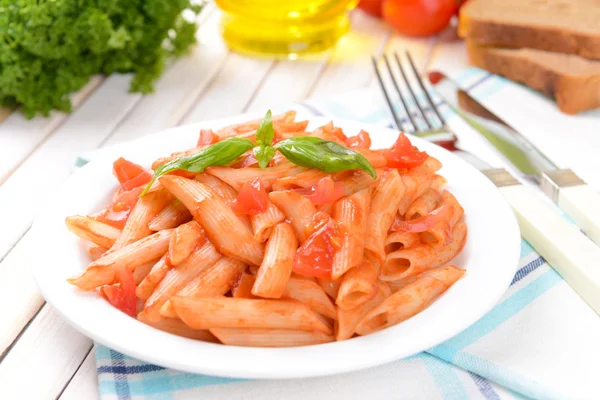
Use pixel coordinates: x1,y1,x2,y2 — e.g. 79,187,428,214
558,185,600,246
500,184,600,314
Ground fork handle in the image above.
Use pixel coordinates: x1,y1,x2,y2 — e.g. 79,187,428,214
499,183,600,314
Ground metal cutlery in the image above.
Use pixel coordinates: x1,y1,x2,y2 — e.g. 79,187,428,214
373,51,600,314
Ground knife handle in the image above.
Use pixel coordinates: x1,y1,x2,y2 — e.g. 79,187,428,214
557,185,600,246
499,184,600,314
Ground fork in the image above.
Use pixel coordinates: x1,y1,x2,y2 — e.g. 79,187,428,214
372,51,600,315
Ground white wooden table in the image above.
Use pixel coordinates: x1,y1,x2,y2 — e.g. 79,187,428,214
0,5,598,399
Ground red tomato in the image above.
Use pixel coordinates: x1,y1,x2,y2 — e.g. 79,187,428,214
383,0,457,37
358,0,384,17
100,267,136,317
293,177,345,205
383,132,428,168
113,158,151,190
391,205,451,232
346,130,372,149
293,214,341,279
231,178,269,215
197,129,219,146
231,152,258,168
95,186,143,229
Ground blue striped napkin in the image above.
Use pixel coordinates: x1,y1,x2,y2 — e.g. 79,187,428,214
93,68,600,399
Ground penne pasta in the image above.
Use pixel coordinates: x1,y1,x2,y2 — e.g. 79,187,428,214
336,283,390,341
210,328,334,347
331,189,371,280
138,311,218,342
384,231,421,254
281,277,337,319
318,278,341,300
363,169,406,264
172,297,333,334
65,216,121,249
136,255,170,301
251,201,286,243
144,241,223,322
88,245,107,261
268,191,317,243
252,223,297,298
167,221,205,266
159,176,264,266
274,169,329,189
68,229,173,290
232,273,258,299
148,199,192,231
132,260,158,285
215,111,296,139
336,261,379,310
397,161,436,216
339,170,382,196
111,189,173,250
207,164,305,191
405,188,441,220
159,257,246,318
421,191,464,247
355,265,465,335
380,222,467,281
431,174,447,191
354,149,388,168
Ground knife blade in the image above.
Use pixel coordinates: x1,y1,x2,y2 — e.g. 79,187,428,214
429,71,600,246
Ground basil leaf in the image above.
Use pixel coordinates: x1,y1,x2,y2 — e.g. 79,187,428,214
142,137,254,195
253,145,275,169
255,109,274,147
274,137,376,178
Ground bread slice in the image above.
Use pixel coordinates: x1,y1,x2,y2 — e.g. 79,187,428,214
466,41,600,114
459,0,600,60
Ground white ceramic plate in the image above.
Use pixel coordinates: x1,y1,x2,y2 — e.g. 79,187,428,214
31,114,520,379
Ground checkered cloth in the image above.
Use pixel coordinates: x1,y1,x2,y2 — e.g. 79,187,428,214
92,68,600,399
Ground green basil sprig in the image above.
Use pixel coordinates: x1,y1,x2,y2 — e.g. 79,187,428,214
141,137,254,195
253,109,275,168
274,136,377,178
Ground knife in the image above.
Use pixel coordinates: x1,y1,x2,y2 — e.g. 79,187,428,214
428,71,600,246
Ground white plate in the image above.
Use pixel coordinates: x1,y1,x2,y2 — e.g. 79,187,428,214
31,114,521,379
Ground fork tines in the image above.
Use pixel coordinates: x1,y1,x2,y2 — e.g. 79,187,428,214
372,51,446,134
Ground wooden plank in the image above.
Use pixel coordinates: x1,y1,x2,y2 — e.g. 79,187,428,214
181,53,275,123
59,350,98,400
0,74,140,262
308,11,391,99
0,76,104,186
102,8,228,146
0,306,92,400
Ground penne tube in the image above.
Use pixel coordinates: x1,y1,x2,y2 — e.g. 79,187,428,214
268,191,317,243
111,189,173,250
251,201,286,243
159,257,246,318
68,229,173,290
232,273,258,299
132,260,158,285
316,202,334,215
167,221,205,266
380,222,467,281
364,169,406,264
152,147,205,170
159,176,264,265
405,188,442,220
384,231,421,254
332,189,371,280
206,164,305,191
144,241,223,322
318,278,341,300
281,277,337,319
210,328,334,347
397,161,436,216
421,191,464,247
148,199,192,231
215,111,296,139
136,255,170,301
355,265,465,335
65,216,121,249
431,174,447,191
252,223,297,298
274,169,329,189
195,173,253,232
336,283,390,341
386,265,464,293
137,311,218,342
172,297,333,334
336,261,379,310
88,245,107,261
339,170,382,196
354,149,388,168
